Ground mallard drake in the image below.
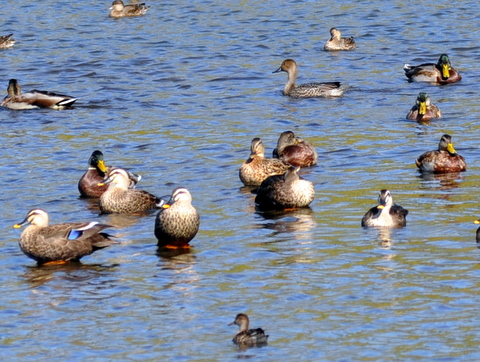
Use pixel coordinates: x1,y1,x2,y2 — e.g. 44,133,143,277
404,54,461,84
13,209,116,265
78,150,141,198
229,313,269,346
0,34,15,49
98,168,163,214
415,134,467,173
254,166,315,211
273,131,318,167
154,187,200,248
109,0,150,17
406,92,442,122
361,190,408,228
324,28,356,51
273,59,347,98
239,138,290,186
1,79,77,110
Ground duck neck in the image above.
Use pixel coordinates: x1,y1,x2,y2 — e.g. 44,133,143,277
284,69,297,95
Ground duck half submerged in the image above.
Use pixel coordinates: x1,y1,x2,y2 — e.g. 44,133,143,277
404,54,461,84
324,28,356,51
273,59,347,98
406,92,442,122
229,313,269,346
362,190,408,228
415,134,466,173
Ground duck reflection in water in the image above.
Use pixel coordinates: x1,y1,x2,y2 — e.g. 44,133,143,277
417,171,464,191
255,207,316,238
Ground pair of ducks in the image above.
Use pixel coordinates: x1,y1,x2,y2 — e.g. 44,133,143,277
109,0,149,18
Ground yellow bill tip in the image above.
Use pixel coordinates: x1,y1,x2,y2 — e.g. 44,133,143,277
98,183,105,186
377,205,385,210
162,204,171,209
474,220,480,225
13,224,22,229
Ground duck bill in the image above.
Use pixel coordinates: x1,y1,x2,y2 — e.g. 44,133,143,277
418,101,427,115
446,143,457,155
377,205,385,210
475,220,480,225
272,66,282,74
441,63,450,79
13,218,29,228
97,160,107,173
98,176,113,187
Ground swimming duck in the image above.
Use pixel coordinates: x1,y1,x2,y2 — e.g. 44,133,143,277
273,59,346,98
361,190,408,228
415,134,466,173
229,313,269,346
78,150,141,198
13,209,116,265
239,138,290,186
273,131,318,167
324,28,356,51
254,166,315,211
154,187,200,248
475,220,480,243
1,79,77,110
0,34,15,49
406,92,442,122
404,54,462,84
109,0,150,17
98,168,163,214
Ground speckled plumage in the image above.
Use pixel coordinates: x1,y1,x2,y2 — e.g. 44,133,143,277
13,209,115,264
239,138,289,186
0,34,15,49
415,134,466,173
109,0,150,18
273,59,346,98
406,92,442,122
254,166,315,211
155,187,199,248
273,131,318,167
229,314,269,346
404,54,461,84
324,28,356,51
362,190,408,228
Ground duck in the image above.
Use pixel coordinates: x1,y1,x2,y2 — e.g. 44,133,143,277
415,134,466,173
13,209,116,265
229,313,269,346
0,34,15,49
98,168,164,214
475,220,480,243
154,187,200,248
239,138,290,186
254,166,315,211
404,54,461,84
273,59,346,98
1,79,77,110
78,150,141,198
109,0,150,17
361,190,408,228
324,28,356,51
273,131,318,167
406,92,442,122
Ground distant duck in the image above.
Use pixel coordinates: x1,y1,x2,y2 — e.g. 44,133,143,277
1,79,77,110
273,59,347,98
155,187,200,248
406,92,442,122
78,150,141,198
415,134,466,173
273,131,318,167
324,28,356,51
254,166,315,211
404,54,461,84
361,189,408,228
239,138,290,186
13,209,116,265
475,220,480,243
109,0,150,17
229,313,269,346
98,168,164,214
0,34,15,49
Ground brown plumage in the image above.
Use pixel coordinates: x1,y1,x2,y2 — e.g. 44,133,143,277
109,0,150,17
13,209,116,264
229,313,269,346
406,92,442,122
415,134,467,173
324,28,356,51
0,34,15,49
273,131,318,167
404,54,461,84
239,138,289,186
362,190,408,228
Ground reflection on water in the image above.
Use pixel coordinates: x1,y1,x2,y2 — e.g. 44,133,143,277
256,207,316,238
417,171,465,190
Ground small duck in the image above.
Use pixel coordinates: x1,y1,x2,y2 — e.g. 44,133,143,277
0,34,15,49
78,150,141,198
254,166,315,211
98,168,164,214
362,190,408,228
474,220,480,243
404,54,462,84
1,79,77,110
273,59,346,98
13,209,116,265
229,313,269,346
109,0,150,18
415,134,467,173
155,187,200,248
406,92,442,122
324,28,356,51
273,131,318,167
239,138,290,186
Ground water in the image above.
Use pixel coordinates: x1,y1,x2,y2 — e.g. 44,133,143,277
1,0,480,360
